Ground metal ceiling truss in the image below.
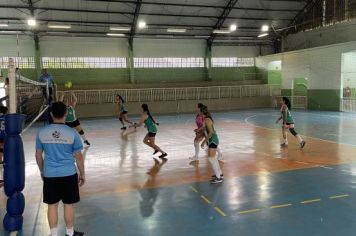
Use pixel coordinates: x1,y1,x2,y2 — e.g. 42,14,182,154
129,0,142,47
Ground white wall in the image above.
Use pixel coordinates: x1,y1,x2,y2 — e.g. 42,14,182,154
212,45,273,57
257,41,356,91
341,51,356,88
0,35,35,56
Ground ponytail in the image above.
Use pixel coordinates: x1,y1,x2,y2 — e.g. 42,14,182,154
200,105,213,122
142,104,158,125
117,94,125,103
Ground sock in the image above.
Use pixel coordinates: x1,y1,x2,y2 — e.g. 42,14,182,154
208,157,222,177
66,227,74,236
194,141,200,158
50,227,58,236
296,135,303,143
284,138,288,144
80,134,87,141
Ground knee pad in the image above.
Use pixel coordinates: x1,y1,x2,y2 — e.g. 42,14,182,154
79,130,84,135
0,147,3,153
119,117,123,122
289,128,297,136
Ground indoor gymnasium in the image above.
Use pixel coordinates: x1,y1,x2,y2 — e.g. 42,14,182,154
1,0,356,235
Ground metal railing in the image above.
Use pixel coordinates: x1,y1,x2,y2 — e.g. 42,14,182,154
274,96,308,109
58,84,281,105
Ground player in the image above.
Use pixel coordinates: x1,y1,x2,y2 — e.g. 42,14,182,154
60,92,90,146
134,104,167,161
276,97,306,148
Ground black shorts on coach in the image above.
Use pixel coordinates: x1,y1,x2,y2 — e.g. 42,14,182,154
43,173,80,204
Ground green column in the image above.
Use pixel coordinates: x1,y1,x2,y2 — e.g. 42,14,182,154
128,40,135,84
34,34,42,79
205,43,212,81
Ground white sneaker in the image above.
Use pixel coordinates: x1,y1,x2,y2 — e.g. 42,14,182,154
189,156,198,161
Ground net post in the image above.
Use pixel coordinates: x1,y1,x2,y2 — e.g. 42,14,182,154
3,58,25,232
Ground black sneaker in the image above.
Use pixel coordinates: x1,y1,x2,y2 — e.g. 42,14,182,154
211,174,224,180
210,177,223,184
121,126,127,130
159,153,168,162
153,150,159,155
65,230,84,236
84,140,91,146
300,141,306,149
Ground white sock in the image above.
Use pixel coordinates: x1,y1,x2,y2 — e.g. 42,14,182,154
50,227,58,236
194,141,200,158
208,157,222,177
80,134,87,141
66,227,74,236
284,138,288,144
296,135,303,143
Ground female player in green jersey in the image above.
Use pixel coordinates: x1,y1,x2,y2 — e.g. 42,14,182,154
116,94,134,130
276,97,306,148
200,105,223,184
134,104,167,161
60,92,90,146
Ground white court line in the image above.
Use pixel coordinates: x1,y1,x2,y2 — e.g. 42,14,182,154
319,165,333,169
244,114,356,147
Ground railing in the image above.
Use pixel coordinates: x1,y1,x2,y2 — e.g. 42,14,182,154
274,96,308,109
342,98,356,112
58,84,281,105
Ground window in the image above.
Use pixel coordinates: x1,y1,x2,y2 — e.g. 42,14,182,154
42,57,127,68
212,57,255,67
134,57,204,68
0,57,35,69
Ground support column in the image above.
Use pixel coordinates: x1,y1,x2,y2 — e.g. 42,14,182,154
34,34,42,79
205,43,212,81
128,40,135,84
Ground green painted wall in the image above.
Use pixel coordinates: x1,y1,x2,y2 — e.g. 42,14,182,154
211,67,257,81
3,69,37,81
134,68,207,83
293,78,308,96
307,89,341,111
268,70,282,85
281,89,292,96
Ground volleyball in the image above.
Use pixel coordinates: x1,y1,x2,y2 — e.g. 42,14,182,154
65,81,72,89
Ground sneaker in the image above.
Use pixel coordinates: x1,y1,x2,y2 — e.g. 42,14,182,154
121,126,127,130
280,143,288,147
189,156,198,161
65,230,84,236
300,141,306,149
211,174,224,180
159,153,168,160
210,177,223,184
153,150,159,155
84,140,91,146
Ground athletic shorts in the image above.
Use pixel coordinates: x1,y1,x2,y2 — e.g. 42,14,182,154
148,132,156,137
43,173,80,204
66,119,80,128
208,143,218,149
286,122,294,125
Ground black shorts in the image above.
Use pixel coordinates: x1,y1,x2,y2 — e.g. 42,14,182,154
66,119,80,128
148,132,156,137
43,173,80,204
286,123,294,125
208,143,218,149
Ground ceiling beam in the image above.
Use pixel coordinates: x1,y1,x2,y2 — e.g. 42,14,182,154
83,0,300,12
208,0,239,46
0,5,293,21
129,0,142,46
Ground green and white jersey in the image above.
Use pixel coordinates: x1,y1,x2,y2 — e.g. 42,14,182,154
204,120,219,145
144,116,157,133
281,105,294,124
119,103,128,113
65,106,77,123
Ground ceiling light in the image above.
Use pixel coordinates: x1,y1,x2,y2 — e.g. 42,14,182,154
213,29,231,34
167,28,186,33
110,26,130,31
258,33,269,38
48,24,71,29
138,21,147,29
261,25,269,32
27,18,36,26
230,24,237,32
0,24,8,27
106,33,125,37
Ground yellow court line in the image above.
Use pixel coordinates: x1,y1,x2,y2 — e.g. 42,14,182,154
200,195,211,204
329,194,349,199
238,209,261,214
301,199,321,204
190,186,198,193
270,203,292,209
214,207,227,217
